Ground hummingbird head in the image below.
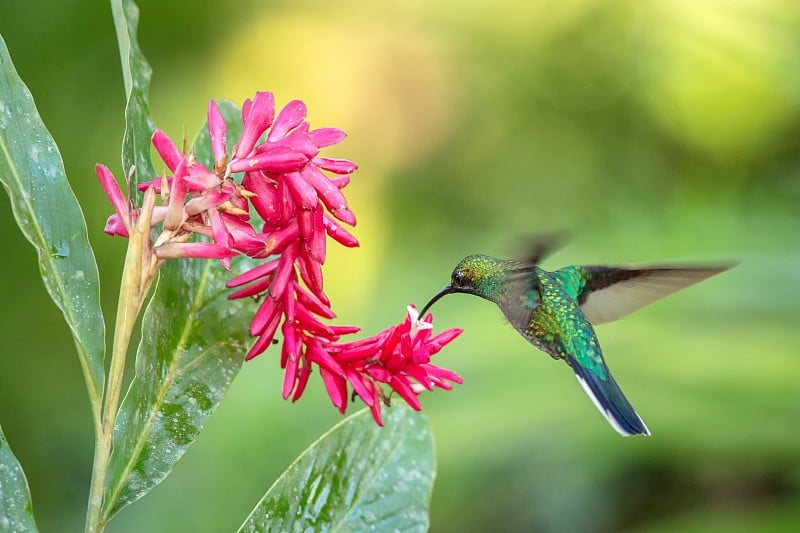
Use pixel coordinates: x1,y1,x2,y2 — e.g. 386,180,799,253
418,254,510,317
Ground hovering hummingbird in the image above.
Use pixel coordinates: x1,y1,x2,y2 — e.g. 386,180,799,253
418,236,731,436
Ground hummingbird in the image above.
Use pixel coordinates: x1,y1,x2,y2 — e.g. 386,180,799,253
418,236,731,436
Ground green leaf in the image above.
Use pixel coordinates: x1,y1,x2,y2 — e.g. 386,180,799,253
0,35,105,415
111,0,156,193
239,406,436,533
102,102,248,520
0,425,38,533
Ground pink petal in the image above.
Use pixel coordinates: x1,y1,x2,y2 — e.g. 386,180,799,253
291,361,312,402
235,91,275,159
250,294,282,336
425,363,464,385
334,343,382,363
164,158,188,231
104,213,129,237
389,376,421,411
152,130,183,172
404,363,434,391
294,282,335,319
309,127,346,148
277,177,295,225
228,147,307,174
329,325,361,335
207,100,227,167
96,164,130,226
426,328,463,355
296,204,314,240
344,368,375,407
227,276,271,300
281,322,300,398
184,189,233,216
285,171,319,210
369,397,384,426
331,207,357,226
268,100,307,142
153,242,236,260
319,367,348,413
226,257,280,288
269,243,298,300
184,167,222,191
282,353,300,400
305,206,327,263
245,331,275,361
261,220,300,257
243,172,282,225
312,157,358,175
295,303,335,338
323,215,359,248
296,249,323,294
331,175,350,189
306,340,344,376
300,166,347,212
265,129,319,158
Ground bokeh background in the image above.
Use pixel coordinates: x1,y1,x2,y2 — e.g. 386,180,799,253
1,0,799,531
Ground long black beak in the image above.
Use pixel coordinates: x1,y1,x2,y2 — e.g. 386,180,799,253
418,285,455,318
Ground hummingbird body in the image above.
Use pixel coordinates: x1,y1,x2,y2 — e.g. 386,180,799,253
420,245,731,437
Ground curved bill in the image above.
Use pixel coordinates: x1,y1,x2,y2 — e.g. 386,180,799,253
418,285,455,318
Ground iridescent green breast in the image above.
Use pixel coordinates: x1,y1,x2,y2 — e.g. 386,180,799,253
517,267,606,379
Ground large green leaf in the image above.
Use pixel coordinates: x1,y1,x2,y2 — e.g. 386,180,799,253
111,0,156,193
0,425,38,532
101,101,248,520
239,406,436,533
0,35,105,415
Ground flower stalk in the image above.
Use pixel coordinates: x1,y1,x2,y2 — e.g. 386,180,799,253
85,189,159,533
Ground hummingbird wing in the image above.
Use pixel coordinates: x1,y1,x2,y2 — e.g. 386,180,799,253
575,265,731,325
518,231,569,265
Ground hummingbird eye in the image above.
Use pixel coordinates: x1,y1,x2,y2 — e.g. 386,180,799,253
452,270,465,288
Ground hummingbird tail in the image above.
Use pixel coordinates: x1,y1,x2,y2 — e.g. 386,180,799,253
570,362,650,437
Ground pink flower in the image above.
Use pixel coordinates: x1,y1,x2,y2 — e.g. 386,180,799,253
95,91,466,426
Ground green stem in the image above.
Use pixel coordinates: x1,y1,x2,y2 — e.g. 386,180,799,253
85,193,155,533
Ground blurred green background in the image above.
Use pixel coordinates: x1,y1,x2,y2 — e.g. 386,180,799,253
1,0,799,531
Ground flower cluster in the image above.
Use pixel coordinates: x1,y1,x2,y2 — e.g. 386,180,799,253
97,91,461,423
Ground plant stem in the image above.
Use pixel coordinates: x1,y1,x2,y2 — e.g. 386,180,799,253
85,194,155,533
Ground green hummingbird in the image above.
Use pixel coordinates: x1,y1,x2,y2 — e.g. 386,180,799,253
419,236,731,436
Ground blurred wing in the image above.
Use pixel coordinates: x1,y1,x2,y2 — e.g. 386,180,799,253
518,231,569,265
577,265,731,325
